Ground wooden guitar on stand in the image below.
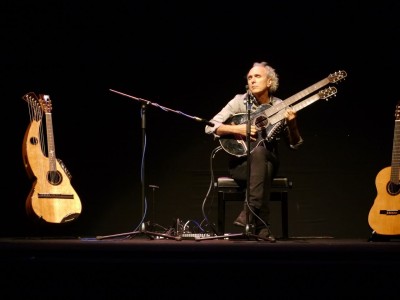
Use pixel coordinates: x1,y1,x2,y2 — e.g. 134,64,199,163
368,101,400,236
22,93,82,223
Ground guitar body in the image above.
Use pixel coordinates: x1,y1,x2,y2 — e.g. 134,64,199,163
22,95,82,224
219,111,283,157
368,167,400,235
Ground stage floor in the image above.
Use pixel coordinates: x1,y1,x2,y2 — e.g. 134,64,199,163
1,235,399,299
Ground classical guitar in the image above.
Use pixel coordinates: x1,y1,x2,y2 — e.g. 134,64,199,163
368,102,400,235
219,86,338,157
22,93,82,223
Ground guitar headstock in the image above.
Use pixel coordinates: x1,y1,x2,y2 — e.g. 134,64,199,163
38,94,53,113
22,92,39,104
328,70,347,83
318,86,337,100
22,92,43,121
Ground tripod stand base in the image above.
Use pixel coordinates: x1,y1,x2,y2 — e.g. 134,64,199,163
96,229,182,241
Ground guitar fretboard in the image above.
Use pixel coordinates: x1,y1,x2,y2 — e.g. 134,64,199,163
390,105,400,184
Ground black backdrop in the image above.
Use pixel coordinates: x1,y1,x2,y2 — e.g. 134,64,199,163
2,0,399,238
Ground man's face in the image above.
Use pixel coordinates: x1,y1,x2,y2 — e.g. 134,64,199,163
247,66,270,96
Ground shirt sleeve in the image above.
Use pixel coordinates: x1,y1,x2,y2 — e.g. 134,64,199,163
205,94,246,137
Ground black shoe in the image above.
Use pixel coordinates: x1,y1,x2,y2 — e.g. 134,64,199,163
233,210,246,227
257,227,276,243
233,210,253,227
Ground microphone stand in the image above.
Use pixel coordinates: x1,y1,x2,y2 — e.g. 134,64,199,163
96,89,214,241
236,89,260,240
196,89,259,241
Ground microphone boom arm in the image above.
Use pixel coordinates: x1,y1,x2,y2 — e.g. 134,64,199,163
109,89,214,127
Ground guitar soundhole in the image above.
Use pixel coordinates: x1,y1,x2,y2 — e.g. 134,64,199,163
254,116,269,128
29,136,39,145
387,182,400,195
47,171,62,185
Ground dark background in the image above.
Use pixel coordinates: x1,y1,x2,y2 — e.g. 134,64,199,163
1,0,399,238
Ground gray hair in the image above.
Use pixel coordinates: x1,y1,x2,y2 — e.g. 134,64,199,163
252,61,279,93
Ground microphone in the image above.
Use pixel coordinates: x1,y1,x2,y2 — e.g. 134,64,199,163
245,85,255,104
194,117,215,127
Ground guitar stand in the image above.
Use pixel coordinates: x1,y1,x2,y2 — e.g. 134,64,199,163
368,231,400,242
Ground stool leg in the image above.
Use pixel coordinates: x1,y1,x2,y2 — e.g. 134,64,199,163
281,192,289,239
218,191,225,235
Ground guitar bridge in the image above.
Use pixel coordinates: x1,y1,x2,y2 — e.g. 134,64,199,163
38,194,75,199
379,210,400,215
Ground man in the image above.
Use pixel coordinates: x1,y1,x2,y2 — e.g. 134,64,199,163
205,61,303,242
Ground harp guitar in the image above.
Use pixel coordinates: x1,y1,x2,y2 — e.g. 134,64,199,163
22,93,82,223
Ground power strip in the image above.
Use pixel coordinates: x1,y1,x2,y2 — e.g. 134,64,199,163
180,233,214,240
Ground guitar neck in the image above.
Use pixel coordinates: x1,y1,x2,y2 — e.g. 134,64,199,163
38,94,58,172
251,70,346,121
269,87,337,125
45,112,57,171
270,77,332,115
391,118,400,184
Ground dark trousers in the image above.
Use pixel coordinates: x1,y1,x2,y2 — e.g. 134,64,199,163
229,145,279,226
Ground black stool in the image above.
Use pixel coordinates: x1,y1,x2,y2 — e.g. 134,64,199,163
216,176,292,239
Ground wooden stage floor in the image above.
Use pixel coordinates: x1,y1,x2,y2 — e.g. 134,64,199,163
1,234,399,299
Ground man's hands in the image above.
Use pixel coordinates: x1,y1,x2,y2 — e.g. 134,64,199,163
235,123,257,139
217,107,297,140
284,108,297,121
